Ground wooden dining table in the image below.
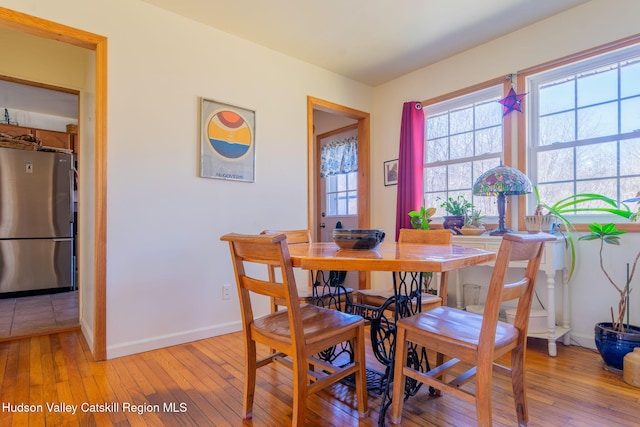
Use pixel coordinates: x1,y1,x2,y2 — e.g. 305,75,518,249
287,240,496,426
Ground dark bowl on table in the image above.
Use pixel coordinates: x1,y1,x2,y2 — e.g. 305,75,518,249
332,229,385,250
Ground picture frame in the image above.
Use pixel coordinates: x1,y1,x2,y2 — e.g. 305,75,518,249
384,159,398,186
200,97,256,182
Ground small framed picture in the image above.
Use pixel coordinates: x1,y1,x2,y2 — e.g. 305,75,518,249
384,159,398,186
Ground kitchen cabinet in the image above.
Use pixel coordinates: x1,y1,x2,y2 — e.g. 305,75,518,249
0,123,75,153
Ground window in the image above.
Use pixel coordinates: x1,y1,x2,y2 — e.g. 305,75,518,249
527,44,640,214
326,172,357,216
423,84,505,217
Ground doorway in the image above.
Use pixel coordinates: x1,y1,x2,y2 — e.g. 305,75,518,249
307,96,370,289
0,8,108,360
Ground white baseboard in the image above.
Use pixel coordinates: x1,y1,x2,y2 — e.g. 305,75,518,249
106,321,243,359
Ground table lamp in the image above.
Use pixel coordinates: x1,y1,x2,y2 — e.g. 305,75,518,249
473,165,532,236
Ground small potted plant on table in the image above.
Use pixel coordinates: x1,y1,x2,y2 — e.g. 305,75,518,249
408,206,437,230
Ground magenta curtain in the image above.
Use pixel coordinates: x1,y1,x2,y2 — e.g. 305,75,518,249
395,102,424,241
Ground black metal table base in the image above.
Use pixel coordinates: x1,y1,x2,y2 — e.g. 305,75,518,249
309,270,433,426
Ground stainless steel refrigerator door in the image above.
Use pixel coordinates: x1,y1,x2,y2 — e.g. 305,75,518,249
0,238,73,293
0,148,73,239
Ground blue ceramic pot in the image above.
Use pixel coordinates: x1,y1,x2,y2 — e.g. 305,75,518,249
594,322,640,372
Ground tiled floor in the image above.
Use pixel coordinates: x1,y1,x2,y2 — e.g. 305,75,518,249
0,291,79,338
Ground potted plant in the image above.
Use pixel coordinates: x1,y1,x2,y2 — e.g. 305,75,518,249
579,222,640,372
457,209,486,235
527,186,634,279
408,206,437,230
437,195,473,234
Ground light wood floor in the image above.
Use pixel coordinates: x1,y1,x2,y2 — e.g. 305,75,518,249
0,291,79,339
0,328,638,426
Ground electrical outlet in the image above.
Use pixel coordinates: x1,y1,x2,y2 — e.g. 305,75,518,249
222,284,232,300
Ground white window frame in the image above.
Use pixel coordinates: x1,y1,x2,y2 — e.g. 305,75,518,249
525,42,640,225
423,82,508,221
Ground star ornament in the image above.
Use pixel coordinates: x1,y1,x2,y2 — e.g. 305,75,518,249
499,87,526,117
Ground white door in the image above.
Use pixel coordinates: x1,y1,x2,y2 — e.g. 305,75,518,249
318,128,358,290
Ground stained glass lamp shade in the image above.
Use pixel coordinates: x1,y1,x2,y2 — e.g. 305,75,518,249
473,165,532,235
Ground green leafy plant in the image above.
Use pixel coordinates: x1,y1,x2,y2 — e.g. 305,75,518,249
408,207,437,230
579,223,639,333
532,186,633,279
437,195,473,217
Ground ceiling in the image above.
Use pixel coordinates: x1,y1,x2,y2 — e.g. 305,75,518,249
143,0,590,86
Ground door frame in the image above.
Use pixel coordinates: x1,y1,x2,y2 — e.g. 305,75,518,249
0,7,108,360
307,96,370,289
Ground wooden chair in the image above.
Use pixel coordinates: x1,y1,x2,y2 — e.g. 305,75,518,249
390,232,555,427
355,229,453,312
220,233,368,425
261,229,313,312
261,229,353,311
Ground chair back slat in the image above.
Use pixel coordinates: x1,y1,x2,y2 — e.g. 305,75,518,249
261,229,311,244
398,228,452,244
221,233,304,333
480,233,554,347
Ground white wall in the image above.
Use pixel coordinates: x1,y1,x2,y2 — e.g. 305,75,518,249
372,0,640,348
0,0,373,358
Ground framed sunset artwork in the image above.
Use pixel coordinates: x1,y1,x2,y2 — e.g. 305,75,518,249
200,98,256,182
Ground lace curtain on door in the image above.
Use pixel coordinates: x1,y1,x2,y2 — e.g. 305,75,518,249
320,136,358,177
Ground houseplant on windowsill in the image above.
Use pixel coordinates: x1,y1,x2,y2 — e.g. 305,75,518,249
437,195,473,235
456,209,486,235
526,185,634,280
579,222,640,372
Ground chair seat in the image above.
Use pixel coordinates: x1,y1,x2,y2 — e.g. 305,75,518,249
253,304,364,346
356,288,442,311
398,306,519,354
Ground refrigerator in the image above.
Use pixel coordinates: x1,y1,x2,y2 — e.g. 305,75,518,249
0,147,74,294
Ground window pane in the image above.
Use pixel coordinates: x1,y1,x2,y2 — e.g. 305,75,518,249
475,100,501,128
348,172,357,191
576,141,617,179
337,174,347,191
577,102,618,139
620,138,640,176
539,79,575,115
450,106,473,134
337,194,346,215
425,192,446,213
621,97,640,133
347,191,357,214
475,127,502,155
425,165,446,190
327,193,337,214
538,147,574,183
450,133,473,160
537,182,574,207
576,179,617,206
621,177,639,201
577,67,617,107
621,60,640,98
426,113,448,139
426,136,448,163
447,162,472,190
539,111,575,145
